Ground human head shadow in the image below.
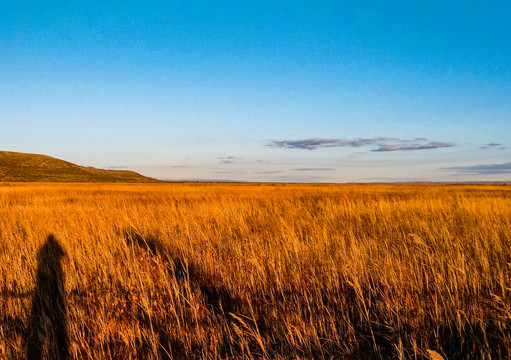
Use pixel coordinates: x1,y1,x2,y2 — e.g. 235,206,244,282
27,234,69,360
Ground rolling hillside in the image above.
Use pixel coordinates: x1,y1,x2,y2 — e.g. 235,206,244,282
0,151,158,182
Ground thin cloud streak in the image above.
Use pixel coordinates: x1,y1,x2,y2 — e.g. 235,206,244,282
372,141,455,152
219,156,238,164
442,162,511,175
267,137,454,151
254,170,285,174
218,156,237,160
293,168,335,171
480,143,506,150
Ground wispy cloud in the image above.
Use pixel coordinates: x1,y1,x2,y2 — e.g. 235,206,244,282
293,167,334,171
219,156,237,160
481,143,507,150
442,162,511,175
219,156,237,164
254,170,285,174
373,141,455,152
267,137,454,151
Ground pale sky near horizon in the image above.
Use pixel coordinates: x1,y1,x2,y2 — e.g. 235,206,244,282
1,1,510,182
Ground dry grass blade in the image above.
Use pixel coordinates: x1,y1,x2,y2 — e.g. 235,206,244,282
427,349,445,360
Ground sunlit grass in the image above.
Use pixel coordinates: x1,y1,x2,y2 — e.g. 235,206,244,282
0,182,510,359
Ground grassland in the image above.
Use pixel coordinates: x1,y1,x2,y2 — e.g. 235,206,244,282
0,182,510,359
0,151,157,182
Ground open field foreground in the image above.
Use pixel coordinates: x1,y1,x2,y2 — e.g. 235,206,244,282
0,183,510,359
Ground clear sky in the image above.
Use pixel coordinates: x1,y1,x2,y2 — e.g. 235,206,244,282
1,1,510,182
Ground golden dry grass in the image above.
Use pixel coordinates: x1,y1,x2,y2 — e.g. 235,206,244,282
0,182,510,359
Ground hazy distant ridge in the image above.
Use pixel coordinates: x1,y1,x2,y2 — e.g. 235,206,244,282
0,151,157,182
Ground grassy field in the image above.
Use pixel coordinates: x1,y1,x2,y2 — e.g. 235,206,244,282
0,151,157,182
0,182,510,359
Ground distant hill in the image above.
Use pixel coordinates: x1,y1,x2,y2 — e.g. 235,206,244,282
0,151,158,182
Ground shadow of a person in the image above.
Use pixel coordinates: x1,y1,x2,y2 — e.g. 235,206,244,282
27,234,69,360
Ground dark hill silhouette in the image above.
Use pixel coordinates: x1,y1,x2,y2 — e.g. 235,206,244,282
0,151,158,182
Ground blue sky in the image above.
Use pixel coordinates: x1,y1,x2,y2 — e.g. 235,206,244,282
1,0,510,182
